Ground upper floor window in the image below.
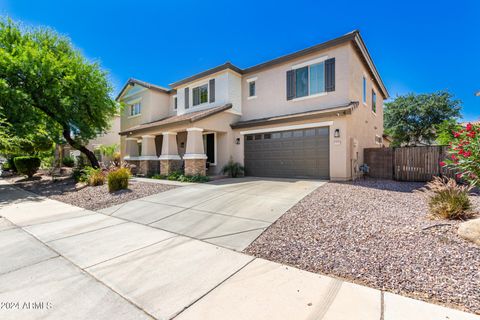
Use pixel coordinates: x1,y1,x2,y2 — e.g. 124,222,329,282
294,63,325,98
174,96,178,109
362,76,367,104
249,81,256,97
372,90,377,113
192,84,208,106
129,102,141,116
287,57,335,100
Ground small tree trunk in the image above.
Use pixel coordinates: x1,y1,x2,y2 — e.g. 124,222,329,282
62,129,100,168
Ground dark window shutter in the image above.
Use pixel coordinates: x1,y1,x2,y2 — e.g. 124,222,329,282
325,58,335,92
184,87,189,109
209,79,215,103
192,87,199,106
286,70,295,100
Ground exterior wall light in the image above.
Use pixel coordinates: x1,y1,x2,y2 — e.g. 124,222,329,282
334,129,340,138
235,138,240,145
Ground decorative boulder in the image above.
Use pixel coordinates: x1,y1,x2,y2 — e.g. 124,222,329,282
458,218,480,245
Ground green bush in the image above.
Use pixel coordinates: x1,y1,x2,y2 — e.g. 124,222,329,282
62,156,75,167
150,171,209,183
2,160,11,171
151,174,167,180
421,176,474,220
40,155,55,169
71,168,83,182
178,174,210,183
74,166,105,186
221,160,244,178
13,156,41,178
167,170,182,181
107,167,131,192
5,156,18,172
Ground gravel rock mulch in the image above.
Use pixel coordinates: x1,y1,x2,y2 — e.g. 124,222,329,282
244,179,480,314
12,176,177,211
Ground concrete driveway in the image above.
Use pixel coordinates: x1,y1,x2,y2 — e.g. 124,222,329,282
98,177,325,250
1,179,478,320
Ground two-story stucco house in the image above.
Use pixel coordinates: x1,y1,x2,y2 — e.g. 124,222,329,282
118,30,388,180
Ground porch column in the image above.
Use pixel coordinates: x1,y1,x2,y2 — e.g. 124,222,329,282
184,127,207,176
124,137,139,159
159,132,182,175
140,135,157,159
138,135,159,176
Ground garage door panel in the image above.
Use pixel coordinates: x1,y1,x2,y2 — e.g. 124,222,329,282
244,127,330,179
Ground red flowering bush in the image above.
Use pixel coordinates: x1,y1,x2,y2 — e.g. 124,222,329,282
442,122,480,186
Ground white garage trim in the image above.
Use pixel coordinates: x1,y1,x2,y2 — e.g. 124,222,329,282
240,121,334,135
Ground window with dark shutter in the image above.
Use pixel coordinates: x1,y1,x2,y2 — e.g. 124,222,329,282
192,87,199,106
286,70,295,100
174,96,177,109
209,79,215,103
325,58,335,92
184,88,189,109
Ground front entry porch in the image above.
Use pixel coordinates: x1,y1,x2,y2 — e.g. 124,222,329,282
124,127,217,177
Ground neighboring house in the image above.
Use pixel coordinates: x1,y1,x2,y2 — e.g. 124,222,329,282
118,30,388,180
62,115,121,163
86,115,121,161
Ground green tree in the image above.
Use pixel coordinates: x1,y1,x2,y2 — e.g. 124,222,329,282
0,19,117,168
435,119,462,146
384,91,461,146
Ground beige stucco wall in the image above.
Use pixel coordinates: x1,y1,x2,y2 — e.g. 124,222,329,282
240,43,351,121
120,87,171,133
174,70,242,116
87,115,121,150
345,42,385,175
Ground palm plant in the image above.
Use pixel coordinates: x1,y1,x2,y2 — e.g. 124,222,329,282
221,160,244,178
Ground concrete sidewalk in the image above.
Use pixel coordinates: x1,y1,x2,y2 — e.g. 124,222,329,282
0,180,478,320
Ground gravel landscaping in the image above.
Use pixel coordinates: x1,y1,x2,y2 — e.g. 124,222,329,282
244,179,480,314
11,175,177,211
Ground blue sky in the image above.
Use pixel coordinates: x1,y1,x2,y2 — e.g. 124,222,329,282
1,0,479,121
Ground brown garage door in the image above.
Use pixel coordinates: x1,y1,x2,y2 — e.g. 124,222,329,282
244,127,329,179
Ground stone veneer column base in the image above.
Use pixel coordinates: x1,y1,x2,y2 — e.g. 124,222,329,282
124,160,140,175
184,159,206,176
138,160,160,176
160,159,182,175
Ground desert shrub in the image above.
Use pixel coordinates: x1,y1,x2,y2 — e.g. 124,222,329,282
13,156,41,178
420,176,474,220
107,167,131,192
112,152,121,167
62,156,75,167
88,170,106,186
221,160,244,178
76,166,105,186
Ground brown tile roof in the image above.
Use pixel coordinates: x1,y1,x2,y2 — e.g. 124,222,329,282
120,104,233,136
461,120,480,126
157,31,388,99
116,78,173,101
230,101,359,129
